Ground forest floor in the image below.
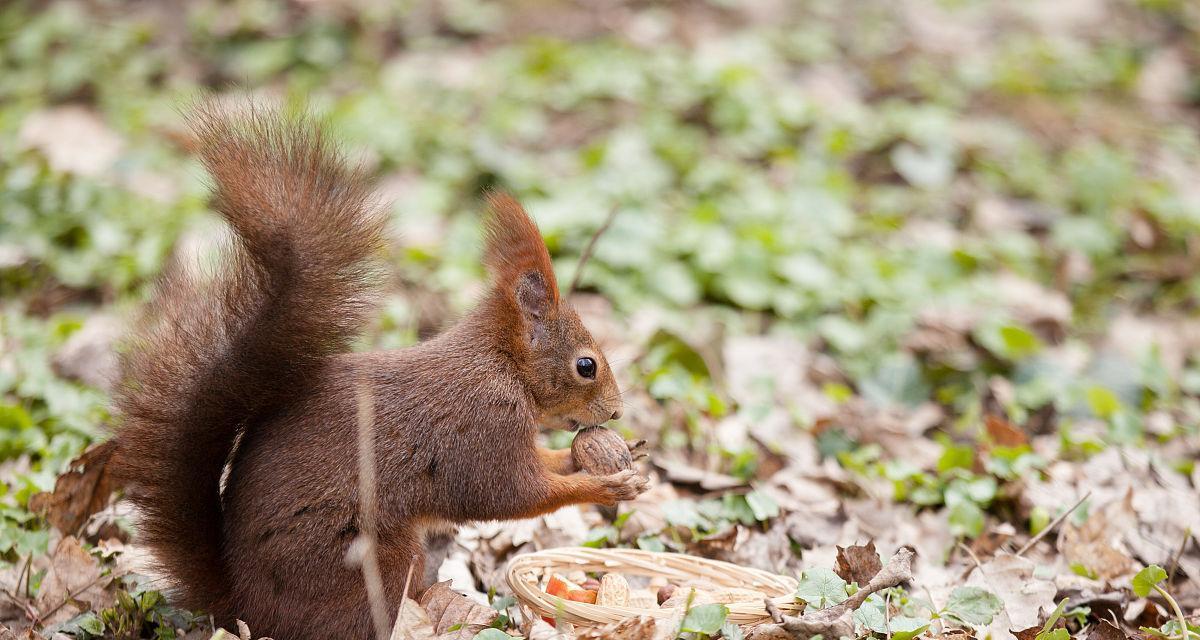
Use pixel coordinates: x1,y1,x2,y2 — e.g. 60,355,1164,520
1,0,1199,639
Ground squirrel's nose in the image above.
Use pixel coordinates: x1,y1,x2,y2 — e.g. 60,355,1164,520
610,407,623,421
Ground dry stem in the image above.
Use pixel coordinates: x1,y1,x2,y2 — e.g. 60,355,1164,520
351,383,391,640
567,204,619,295
753,547,915,640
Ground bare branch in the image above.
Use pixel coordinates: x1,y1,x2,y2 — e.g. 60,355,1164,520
567,204,619,296
348,383,391,640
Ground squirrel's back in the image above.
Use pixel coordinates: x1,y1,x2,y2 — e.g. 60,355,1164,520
110,107,386,617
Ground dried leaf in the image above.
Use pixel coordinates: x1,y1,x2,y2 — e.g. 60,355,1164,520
834,541,882,585
1086,620,1128,640
984,414,1027,448
417,581,497,639
389,597,437,640
33,536,110,627
964,554,1056,632
28,441,119,535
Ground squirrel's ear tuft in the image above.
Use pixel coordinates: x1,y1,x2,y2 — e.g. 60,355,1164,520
483,192,560,310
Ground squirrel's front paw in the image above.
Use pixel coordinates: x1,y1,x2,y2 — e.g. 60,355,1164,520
597,469,649,505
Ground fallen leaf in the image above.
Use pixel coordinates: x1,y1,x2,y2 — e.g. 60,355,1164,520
1086,620,1128,640
964,554,1056,632
835,541,882,585
17,106,124,177
1060,496,1135,581
984,414,1027,448
389,597,436,640
33,537,110,627
51,314,122,392
418,581,497,639
29,441,119,536
653,457,745,491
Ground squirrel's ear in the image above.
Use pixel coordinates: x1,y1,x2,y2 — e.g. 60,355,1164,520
483,192,560,321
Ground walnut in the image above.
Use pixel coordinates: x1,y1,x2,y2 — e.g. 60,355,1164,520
571,427,632,475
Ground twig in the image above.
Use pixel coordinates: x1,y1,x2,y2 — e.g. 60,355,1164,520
1166,528,1192,591
567,204,619,295
1016,491,1090,557
16,553,31,599
753,547,915,639
351,383,391,640
391,560,419,640
957,541,985,579
884,589,892,640
33,572,108,625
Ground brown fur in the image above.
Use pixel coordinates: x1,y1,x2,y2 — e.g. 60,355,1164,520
110,109,644,640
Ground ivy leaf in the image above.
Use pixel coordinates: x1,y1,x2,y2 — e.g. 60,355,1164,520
745,490,779,521
890,616,931,640
943,586,1003,626
852,594,929,640
721,620,746,640
852,593,888,632
679,603,729,635
795,568,849,610
1132,565,1167,598
947,501,985,538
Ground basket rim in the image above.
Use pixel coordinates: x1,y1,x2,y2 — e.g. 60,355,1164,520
505,547,802,628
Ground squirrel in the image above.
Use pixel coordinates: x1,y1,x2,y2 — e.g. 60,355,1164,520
109,108,649,640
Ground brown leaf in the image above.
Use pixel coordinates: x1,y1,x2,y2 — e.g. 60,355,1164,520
389,597,437,640
33,536,110,627
834,541,882,585
1087,620,1129,640
984,414,1027,448
1012,627,1040,640
418,581,497,639
1060,502,1134,581
0,627,39,640
28,441,119,535
577,615,657,640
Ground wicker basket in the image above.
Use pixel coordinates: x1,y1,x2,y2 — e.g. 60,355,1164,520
505,548,802,628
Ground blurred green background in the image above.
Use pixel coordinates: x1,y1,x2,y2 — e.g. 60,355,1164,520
1,0,1200,626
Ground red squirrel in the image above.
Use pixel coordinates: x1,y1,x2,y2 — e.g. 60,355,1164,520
110,109,648,639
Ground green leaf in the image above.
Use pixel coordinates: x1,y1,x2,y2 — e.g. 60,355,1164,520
79,611,105,635
943,586,1003,625
852,595,929,640
947,501,986,538
1037,629,1070,640
720,620,746,640
852,593,888,632
679,603,729,634
745,490,779,521
1086,386,1122,419
794,568,848,610
1132,565,1167,598
890,616,931,640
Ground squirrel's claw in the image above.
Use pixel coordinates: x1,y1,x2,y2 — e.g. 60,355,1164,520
598,469,649,504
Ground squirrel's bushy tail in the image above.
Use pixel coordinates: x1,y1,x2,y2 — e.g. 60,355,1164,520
112,107,385,613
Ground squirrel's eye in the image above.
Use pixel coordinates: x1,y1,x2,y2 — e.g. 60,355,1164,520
575,357,597,379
